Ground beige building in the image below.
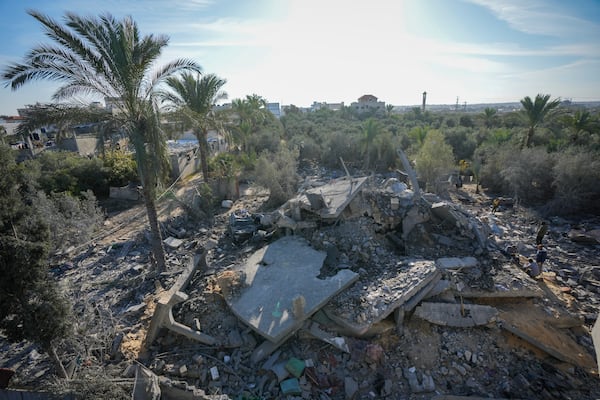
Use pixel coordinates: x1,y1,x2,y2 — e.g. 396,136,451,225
350,94,385,114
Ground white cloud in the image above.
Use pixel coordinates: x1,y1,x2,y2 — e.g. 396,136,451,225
466,0,600,37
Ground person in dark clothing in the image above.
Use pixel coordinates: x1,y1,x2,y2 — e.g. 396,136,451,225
536,244,547,270
536,221,548,245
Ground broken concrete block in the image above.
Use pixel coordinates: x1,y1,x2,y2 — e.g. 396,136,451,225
436,257,478,270
271,361,290,382
301,176,369,219
344,376,359,399
402,206,430,240
209,366,219,380
179,365,188,376
414,302,498,327
227,329,243,348
164,236,184,249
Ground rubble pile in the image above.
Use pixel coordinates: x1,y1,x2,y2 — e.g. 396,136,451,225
1,172,599,400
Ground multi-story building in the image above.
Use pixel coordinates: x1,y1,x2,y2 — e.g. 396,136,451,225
350,94,385,114
266,102,281,118
310,101,345,112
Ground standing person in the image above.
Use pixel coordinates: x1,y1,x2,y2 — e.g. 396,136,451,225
492,198,500,213
536,244,548,271
536,221,548,245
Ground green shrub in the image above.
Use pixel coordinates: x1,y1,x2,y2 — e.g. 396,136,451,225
500,147,555,205
477,143,513,194
102,149,138,187
254,144,300,207
546,148,600,215
321,131,361,169
34,189,104,252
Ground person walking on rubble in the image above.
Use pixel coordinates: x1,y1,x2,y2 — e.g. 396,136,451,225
492,198,500,213
536,244,548,271
536,221,548,245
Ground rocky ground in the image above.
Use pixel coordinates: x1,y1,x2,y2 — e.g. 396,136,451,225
1,171,599,400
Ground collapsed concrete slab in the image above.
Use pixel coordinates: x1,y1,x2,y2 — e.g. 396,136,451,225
498,303,597,371
414,302,498,327
222,236,358,344
323,260,440,335
299,176,369,219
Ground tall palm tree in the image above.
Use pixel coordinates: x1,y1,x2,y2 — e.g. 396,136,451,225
520,94,561,148
161,72,227,182
3,10,202,272
360,118,383,170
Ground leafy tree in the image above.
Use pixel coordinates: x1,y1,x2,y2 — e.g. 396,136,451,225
0,144,71,378
3,11,201,272
408,126,428,149
444,127,477,161
360,118,384,170
415,129,455,193
459,114,474,128
102,149,138,187
548,148,600,215
500,147,556,204
520,94,561,148
161,72,227,182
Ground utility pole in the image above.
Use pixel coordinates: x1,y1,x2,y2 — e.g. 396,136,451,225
422,91,427,112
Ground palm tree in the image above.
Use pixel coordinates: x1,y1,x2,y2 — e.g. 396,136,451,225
482,107,498,129
230,94,271,153
562,110,595,144
360,118,383,170
520,94,561,148
3,10,202,272
161,72,227,181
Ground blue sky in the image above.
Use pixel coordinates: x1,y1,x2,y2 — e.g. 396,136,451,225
1,0,599,115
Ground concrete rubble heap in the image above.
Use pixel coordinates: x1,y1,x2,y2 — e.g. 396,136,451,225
1,170,599,400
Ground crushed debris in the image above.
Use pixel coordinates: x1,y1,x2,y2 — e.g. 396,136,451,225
1,171,599,400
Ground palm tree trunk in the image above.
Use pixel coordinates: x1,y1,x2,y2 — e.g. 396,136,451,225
197,130,210,182
142,185,166,272
524,127,535,148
